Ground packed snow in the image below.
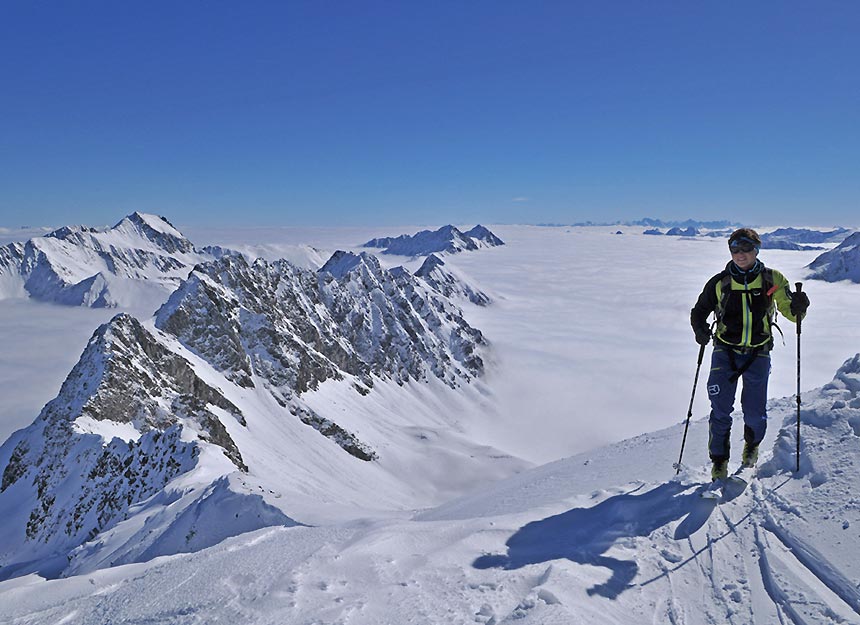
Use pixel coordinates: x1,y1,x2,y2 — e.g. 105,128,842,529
1,222,860,624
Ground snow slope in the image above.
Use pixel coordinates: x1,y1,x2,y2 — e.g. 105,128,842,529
0,212,220,309
2,355,859,624
807,232,860,283
0,247,520,581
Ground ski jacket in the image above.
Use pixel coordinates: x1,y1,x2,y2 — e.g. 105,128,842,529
690,261,799,351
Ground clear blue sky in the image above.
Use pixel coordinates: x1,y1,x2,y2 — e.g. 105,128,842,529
1,1,858,228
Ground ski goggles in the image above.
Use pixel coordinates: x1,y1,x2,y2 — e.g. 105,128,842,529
728,238,759,253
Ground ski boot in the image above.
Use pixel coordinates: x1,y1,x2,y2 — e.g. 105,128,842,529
741,442,759,468
711,459,728,482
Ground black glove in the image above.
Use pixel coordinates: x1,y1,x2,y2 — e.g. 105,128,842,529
694,325,712,346
790,291,810,317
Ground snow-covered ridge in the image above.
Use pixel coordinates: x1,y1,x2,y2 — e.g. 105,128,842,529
415,254,491,306
156,252,486,400
4,352,860,622
0,212,225,308
0,246,499,582
806,231,860,283
0,312,273,580
362,224,504,256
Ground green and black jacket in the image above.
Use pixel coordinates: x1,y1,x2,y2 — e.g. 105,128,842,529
691,260,800,351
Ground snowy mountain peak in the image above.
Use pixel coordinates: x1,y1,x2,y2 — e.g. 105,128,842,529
0,311,261,579
362,224,505,256
50,312,246,466
111,212,194,254
806,231,860,283
0,213,218,308
44,224,99,240
416,254,491,306
158,254,486,398
319,250,381,279
416,253,446,274
465,224,505,247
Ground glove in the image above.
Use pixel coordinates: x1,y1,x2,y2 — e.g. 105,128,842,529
694,326,712,346
790,291,810,317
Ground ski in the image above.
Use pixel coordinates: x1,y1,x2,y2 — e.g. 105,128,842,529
699,467,753,502
700,481,724,500
729,465,755,485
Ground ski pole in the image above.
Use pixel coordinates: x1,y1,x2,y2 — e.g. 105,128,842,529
795,282,803,473
676,342,707,474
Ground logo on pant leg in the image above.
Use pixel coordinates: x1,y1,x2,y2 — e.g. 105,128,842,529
708,384,720,396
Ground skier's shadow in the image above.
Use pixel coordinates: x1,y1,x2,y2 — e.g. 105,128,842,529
473,481,714,599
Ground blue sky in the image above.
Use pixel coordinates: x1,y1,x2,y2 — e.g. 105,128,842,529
1,1,858,228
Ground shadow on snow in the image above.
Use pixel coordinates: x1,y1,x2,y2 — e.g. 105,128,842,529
473,481,717,599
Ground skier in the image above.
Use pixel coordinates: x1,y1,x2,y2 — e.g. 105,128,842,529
690,228,809,481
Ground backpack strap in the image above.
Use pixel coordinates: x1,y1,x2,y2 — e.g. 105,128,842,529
715,273,732,323
761,267,785,345
715,267,784,346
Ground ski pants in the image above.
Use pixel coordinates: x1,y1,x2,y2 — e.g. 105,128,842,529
706,345,771,462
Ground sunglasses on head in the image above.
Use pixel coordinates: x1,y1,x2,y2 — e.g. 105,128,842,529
729,238,758,253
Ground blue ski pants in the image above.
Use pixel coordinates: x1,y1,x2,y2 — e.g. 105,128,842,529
706,346,771,462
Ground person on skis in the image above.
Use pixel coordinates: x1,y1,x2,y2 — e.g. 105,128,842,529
690,228,809,481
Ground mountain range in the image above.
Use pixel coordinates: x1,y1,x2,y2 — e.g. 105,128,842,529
362,224,504,256
0,215,510,581
0,212,220,309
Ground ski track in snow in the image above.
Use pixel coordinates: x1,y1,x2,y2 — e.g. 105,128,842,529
3,466,860,624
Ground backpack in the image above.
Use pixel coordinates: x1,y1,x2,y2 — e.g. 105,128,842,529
714,267,784,346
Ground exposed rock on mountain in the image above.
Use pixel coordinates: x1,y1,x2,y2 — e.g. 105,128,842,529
0,212,223,308
665,226,698,237
362,224,504,256
758,227,852,250
762,240,825,251
0,246,494,580
763,227,852,246
0,313,279,580
806,232,860,283
157,252,486,400
464,224,505,248
415,254,490,306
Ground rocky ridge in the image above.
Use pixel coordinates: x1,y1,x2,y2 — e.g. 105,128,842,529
157,252,485,403
0,224,494,582
415,254,491,306
0,313,272,579
362,224,505,256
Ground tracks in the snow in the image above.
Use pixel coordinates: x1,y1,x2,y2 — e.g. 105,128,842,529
705,480,860,625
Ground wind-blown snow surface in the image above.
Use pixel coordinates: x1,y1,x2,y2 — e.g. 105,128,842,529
3,356,860,624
